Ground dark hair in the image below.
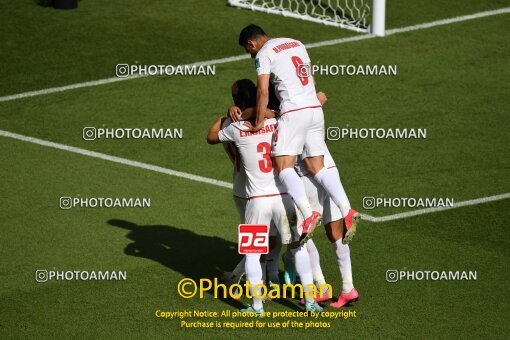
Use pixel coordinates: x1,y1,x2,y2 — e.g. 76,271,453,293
238,24,266,46
232,79,257,109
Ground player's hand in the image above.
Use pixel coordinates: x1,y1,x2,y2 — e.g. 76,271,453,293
241,121,253,130
317,91,328,106
228,105,242,122
250,120,265,132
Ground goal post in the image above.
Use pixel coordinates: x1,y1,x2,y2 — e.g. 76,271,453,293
228,0,386,36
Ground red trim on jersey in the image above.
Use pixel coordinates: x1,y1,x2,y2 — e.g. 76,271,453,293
248,193,288,200
281,105,322,115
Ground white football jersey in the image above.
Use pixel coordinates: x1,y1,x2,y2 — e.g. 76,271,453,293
219,118,285,198
256,37,321,114
221,118,248,199
295,146,336,177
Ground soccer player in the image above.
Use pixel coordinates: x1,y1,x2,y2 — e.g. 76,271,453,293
208,79,322,315
237,24,360,245
214,115,249,291
225,84,333,302
208,85,279,296
265,91,357,307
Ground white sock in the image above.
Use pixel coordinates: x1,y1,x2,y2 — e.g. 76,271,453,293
232,256,246,280
267,237,282,283
279,168,313,218
332,239,354,293
291,245,315,304
314,167,351,218
245,254,264,310
305,239,326,286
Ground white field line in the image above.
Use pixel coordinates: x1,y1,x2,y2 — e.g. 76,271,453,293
1,129,509,222
360,193,510,223
0,54,251,103
0,7,509,103
0,129,233,189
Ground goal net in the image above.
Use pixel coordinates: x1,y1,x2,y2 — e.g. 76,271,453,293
228,0,385,35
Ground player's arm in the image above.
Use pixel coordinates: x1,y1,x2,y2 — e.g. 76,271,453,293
317,91,327,106
253,74,270,131
206,117,224,144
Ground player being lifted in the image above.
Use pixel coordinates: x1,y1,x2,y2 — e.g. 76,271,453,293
235,25,360,244
208,79,323,315
257,88,358,308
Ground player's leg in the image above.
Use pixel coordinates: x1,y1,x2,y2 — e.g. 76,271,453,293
323,197,359,308
315,165,360,244
274,155,313,218
301,175,333,303
271,111,321,238
282,173,320,284
277,195,323,312
305,159,350,217
300,175,330,301
286,175,332,303
305,239,332,301
242,253,265,314
303,107,360,243
241,198,271,314
227,197,280,295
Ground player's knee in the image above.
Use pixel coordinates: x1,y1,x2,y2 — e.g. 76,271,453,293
273,156,296,174
303,156,325,176
325,220,342,243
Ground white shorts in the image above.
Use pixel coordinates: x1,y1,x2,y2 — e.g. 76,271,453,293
302,174,342,225
235,195,280,236
244,194,300,244
271,107,326,158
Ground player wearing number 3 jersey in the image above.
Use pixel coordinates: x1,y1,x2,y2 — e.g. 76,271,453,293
238,24,360,245
207,79,323,316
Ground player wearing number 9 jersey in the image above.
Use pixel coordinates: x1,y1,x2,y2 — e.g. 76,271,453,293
238,24,360,245
255,38,321,115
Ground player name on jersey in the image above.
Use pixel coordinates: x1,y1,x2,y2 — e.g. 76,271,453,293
239,123,276,137
272,41,300,53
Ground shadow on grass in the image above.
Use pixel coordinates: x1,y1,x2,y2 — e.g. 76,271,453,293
108,218,244,309
108,219,301,311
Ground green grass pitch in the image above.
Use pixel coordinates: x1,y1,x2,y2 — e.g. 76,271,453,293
0,0,509,338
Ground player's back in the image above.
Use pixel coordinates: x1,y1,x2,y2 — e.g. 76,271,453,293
219,118,284,198
256,37,320,114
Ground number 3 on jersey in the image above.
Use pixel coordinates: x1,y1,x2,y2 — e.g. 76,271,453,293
257,142,273,173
